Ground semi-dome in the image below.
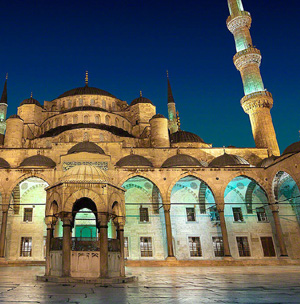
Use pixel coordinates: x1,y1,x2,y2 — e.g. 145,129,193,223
68,142,105,155
282,141,300,155
57,85,116,99
116,155,153,167
151,114,165,119
20,97,42,108
0,158,10,169
20,155,56,168
170,130,205,144
8,114,22,120
130,96,153,106
209,153,249,167
257,155,278,168
162,154,204,168
62,165,110,183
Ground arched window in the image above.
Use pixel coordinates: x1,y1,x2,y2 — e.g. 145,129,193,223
83,132,89,141
95,115,100,124
73,115,78,124
115,117,119,127
68,100,72,108
91,99,95,106
105,115,110,125
63,116,68,125
102,99,106,109
84,115,89,124
99,134,104,142
122,120,125,129
112,102,116,111
79,99,83,106
58,118,62,126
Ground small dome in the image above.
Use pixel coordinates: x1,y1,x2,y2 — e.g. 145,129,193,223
130,96,153,106
0,158,10,168
162,154,203,168
151,114,166,119
20,155,56,168
116,155,153,167
257,155,278,168
170,130,205,144
20,97,42,108
57,86,116,99
68,142,105,155
209,153,249,167
8,114,22,120
282,141,300,155
62,165,110,183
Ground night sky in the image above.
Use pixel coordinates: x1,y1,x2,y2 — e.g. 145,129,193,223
0,0,299,152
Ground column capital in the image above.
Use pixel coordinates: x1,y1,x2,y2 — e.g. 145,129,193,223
98,212,109,225
269,203,279,212
162,200,171,212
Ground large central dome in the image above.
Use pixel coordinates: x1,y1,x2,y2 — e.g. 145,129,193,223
57,85,116,99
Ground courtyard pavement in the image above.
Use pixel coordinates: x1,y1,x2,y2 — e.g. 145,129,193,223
0,266,300,303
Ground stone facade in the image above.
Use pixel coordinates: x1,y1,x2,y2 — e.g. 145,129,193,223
0,0,300,277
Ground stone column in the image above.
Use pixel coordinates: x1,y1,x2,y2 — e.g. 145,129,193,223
163,202,175,258
0,210,8,258
62,215,72,277
117,224,125,277
270,204,288,257
99,213,109,277
0,199,9,258
217,207,231,257
45,223,54,276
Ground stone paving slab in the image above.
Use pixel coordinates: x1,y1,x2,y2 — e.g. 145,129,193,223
0,266,300,303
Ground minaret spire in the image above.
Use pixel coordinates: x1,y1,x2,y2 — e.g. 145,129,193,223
0,75,8,135
0,75,7,104
226,0,280,155
166,71,178,134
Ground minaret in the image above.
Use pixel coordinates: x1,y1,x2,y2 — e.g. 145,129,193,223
167,71,178,134
226,0,280,155
0,74,8,135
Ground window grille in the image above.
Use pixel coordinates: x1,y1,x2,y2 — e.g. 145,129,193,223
140,237,153,257
124,237,129,258
233,207,244,222
212,237,224,257
23,208,33,222
186,208,196,221
256,207,268,222
188,237,202,257
139,207,149,222
20,237,32,257
236,237,251,257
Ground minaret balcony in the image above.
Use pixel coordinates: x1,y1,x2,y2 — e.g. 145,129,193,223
234,47,261,70
240,91,273,113
227,11,251,33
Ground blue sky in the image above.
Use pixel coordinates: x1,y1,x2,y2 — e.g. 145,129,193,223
0,0,299,151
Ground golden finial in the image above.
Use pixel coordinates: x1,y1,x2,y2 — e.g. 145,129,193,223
30,92,33,98
5,73,8,80
85,71,88,86
140,91,142,97
166,70,169,78
176,111,181,130
223,146,226,154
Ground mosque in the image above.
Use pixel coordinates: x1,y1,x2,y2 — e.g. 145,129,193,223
0,0,300,280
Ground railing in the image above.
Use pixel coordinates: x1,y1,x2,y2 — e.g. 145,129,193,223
72,237,100,251
50,237,120,252
226,11,251,24
233,47,261,62
241,90,273,104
